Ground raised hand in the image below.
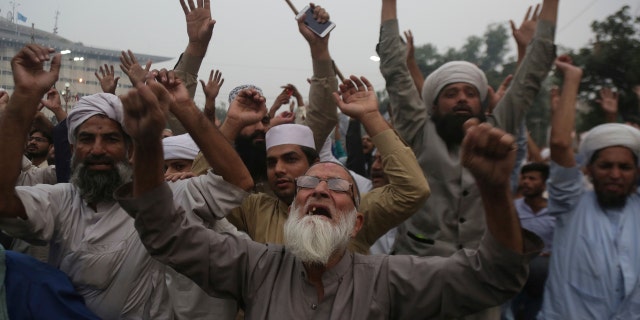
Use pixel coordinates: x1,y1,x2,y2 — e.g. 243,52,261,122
333,75,379,121
11,44,61,102
121,80,171,143
461,119,516,188
120,50,152,87
270,110,296,127
180,0,216,57
200,69,224,101
510,4,540,63
200,69,224,123
297,3,330,59
486,74,513,114
94,64,120,94
403,30,416,61
554,55,582,83
596,87,619,116
36,87,67,121
226,89,268,128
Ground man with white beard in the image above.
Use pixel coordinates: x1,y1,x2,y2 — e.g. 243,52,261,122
118,75,543,319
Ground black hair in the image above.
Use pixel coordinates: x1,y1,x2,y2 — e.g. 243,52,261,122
521,162,550,181
300,145,320,166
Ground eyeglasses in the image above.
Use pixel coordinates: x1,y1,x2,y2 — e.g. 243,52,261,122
295,175,360,207
28,136,49,143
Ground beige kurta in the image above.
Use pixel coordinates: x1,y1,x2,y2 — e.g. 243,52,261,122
228,129,429,254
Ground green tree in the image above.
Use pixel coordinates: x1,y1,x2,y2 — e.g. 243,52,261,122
572,5,640,132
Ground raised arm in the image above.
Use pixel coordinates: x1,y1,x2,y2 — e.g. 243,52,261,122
403,30,425,97
379,0,426,145
0,45,61,219
199,69,224,125
297,3,339,151
335,76,430,252
174,0,215,98
596,87,619,123
159,77,254,191
510,4,540,66
120,80,169,196
39,88,67,122
461,119,522,253
491,0,558,135
549,55,582,167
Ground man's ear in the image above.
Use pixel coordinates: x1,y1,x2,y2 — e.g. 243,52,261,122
350,212,364,238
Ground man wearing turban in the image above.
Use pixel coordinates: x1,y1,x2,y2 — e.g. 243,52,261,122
377,0,558,318
0,44,250,319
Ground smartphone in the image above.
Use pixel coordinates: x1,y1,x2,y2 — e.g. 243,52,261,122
296,5,336,38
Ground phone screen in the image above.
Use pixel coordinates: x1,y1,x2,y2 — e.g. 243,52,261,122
301,6,335,37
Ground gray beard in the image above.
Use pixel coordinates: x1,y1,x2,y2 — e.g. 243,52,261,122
283,201,356,265
70,155,132,204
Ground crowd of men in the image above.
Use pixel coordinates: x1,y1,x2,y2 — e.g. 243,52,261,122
0,0,638,319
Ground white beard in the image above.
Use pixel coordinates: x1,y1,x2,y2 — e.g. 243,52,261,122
284,201,357,265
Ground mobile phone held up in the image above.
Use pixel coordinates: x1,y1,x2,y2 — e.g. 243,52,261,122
295,5,336,38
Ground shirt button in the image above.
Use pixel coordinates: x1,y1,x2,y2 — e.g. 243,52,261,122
459,217,466,223
462,190,469,196
458,244,463,250
311,304,318,310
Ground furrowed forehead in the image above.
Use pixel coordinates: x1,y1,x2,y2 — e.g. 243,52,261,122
306,162,352,182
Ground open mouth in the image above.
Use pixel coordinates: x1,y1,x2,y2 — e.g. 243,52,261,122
306,204,332,219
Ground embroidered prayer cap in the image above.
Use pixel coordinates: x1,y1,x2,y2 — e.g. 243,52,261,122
67,93,125,144
421,61,488,113
265,124,315,151
163,133,199,160
579,123,640,166
228,84,263,104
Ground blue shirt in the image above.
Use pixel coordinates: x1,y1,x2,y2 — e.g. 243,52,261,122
515,198,555,253
539,162,640,319
0,245,99,319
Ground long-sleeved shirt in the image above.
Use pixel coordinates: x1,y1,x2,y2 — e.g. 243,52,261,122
0,172,246,320
227,129,429,254
118,182,543,320
539,163,640,319
378,18,556,257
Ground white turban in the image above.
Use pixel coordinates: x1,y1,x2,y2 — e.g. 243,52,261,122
421,61,488,113
578,123,640,166
266,124,315,151
67,93,125,144
163,134,199,160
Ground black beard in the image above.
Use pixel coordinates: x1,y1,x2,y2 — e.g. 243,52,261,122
25,148,49,160
432,111,486,148
70,155,132,204
594,186,629,209
235,133,267,182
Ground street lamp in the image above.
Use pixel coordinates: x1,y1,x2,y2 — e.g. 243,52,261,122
61,82,71,113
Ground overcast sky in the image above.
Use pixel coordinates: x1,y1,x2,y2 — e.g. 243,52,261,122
6,0,639,108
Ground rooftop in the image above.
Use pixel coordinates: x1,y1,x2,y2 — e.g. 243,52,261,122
0,16,171,63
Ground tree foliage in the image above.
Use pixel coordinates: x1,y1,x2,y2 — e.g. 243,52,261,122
571,5,640,132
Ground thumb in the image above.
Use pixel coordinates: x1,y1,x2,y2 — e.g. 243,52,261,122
49,54,62,80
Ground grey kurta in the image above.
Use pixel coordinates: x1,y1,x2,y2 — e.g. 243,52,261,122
378,19,556,257
119,183,543,320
